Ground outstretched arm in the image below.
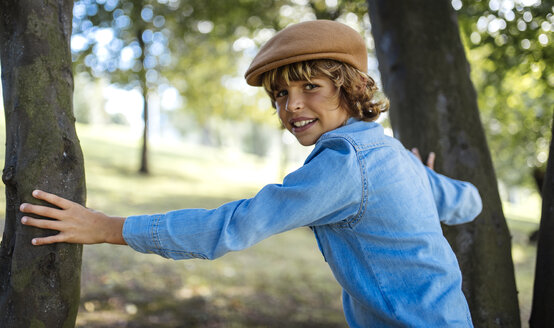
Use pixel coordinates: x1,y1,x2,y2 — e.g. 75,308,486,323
408,149,482,225
20,190,127,246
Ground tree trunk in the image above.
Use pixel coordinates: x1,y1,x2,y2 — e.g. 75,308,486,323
367,1,521,326
529,113,554,327
137,28,149,175
0,1,85,327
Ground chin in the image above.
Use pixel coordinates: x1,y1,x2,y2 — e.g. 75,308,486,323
296,138,317,146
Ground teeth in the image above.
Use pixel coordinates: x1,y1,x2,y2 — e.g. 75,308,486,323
293,119,315,128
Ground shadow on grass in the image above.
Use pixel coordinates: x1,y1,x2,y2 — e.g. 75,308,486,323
76,229,346,328
78,287,345,328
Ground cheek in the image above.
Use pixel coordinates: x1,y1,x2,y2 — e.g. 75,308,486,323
312,92,340,108
277,108,289,129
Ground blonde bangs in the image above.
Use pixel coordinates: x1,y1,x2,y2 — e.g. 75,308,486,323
262,62,315,97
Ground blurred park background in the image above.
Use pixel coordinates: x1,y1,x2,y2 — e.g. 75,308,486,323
0,0,552,327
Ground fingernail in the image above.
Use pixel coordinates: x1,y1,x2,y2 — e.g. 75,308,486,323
19,204,25,211
21,217,27,224
32,239,38,245
33,190,39,196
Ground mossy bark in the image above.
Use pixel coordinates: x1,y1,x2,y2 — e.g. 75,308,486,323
0,1,85,327
367,0,521,327
529,111,554,327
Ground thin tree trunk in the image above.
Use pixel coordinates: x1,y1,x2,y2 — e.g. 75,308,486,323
137,28,149,175
367,0,521,326
529,113,554,327
0,1,85,327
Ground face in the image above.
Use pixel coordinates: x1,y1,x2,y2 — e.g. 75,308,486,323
274,76,349,146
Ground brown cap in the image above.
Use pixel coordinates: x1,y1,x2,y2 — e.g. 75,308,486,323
245,20,367,86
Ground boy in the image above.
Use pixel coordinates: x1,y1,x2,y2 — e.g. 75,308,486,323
21,20,481,327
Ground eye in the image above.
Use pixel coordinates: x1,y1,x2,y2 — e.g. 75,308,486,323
276,89,288,98
304,83,319,90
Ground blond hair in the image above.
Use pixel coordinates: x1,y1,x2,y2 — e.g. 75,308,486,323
261,59,389,121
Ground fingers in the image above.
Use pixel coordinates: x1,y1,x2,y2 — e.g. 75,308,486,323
20,202,63,220
20,189,79,219
21,216,66,246
411,148,421,160
19,190,74,246
21,216,62,231
31,190,74,209
411,148,436,170
31,234,66,246
427,152,436,171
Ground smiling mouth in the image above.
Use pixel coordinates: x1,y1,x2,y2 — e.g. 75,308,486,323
292,119,317,128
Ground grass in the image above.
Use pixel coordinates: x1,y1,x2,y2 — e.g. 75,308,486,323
0,123,542,327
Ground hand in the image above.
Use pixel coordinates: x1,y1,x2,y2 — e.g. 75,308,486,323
20,190,127,246
411,148,435,170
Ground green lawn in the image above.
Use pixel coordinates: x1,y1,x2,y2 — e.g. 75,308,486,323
0,123,541,327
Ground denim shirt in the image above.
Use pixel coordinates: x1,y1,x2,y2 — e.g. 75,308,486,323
123,119,482,327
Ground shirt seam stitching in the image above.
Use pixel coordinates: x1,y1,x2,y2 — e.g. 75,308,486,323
318,134,388,151
152,215,165,256
151,215,208,259
318,135,366,228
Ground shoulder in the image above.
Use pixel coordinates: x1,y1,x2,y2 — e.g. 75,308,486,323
316,121,423,181
316,120,402,155
283,126,364,201
306,130,357,165
299,123,367,178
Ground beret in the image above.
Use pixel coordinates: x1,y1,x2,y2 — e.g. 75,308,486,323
245,20,367,86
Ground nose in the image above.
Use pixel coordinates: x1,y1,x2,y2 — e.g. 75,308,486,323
285,91,303,112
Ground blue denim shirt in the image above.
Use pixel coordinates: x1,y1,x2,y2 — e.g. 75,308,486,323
123,119,481,327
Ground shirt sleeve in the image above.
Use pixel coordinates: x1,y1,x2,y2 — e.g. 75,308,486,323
407,151,482,225
123,137,363,260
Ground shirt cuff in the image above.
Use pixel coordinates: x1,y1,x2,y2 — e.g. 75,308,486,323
122,214,162,255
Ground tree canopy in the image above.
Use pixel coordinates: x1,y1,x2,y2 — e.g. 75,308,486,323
68,0,552,186
457,0,553,188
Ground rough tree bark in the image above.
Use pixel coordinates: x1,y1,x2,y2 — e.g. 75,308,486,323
0,1,86,327
529,112,554,327
367,0,521,326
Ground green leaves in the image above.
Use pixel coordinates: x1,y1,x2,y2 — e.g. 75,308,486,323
458,0,553,187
